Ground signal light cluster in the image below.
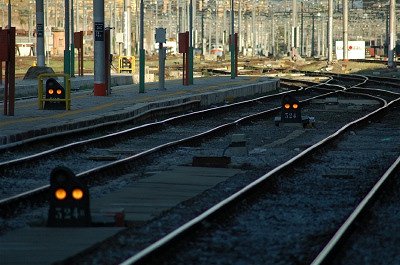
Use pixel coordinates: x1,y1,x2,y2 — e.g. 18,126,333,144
48,88,63,95
284,103,299,109
54,188,84,201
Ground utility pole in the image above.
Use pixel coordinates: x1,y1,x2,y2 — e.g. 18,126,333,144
139,0,145,93
36,0,45,66
388,0,396,68
230,0,235,79
8,0,11,28
291,0,299,60
343,0,349,61
189,0,193,84
311,14,315,57
93,0,106,96
328,0,333,63
300,1,304,57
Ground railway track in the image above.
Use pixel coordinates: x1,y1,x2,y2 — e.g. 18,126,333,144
1,85,330,216
115,78,399,265
1,73,399,264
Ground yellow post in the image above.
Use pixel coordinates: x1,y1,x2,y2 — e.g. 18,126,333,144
38,73,71,110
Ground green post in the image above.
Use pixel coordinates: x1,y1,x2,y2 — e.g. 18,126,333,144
70,44,75,77
64,50,71,76
139,48,145,93
189,46,194,84
230,37,235,79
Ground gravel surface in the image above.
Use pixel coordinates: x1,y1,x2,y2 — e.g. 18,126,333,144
1,92,397,265
331,169,400,265
58,97,392,265
1,92,324,200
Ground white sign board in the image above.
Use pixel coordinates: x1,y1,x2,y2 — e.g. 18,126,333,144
335,41,365,60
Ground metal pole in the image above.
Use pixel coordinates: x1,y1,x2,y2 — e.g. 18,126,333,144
36,0,45,66
343,0,348,61
71,0,75,76
94,0,106,96
300,2,304,57
159,42,165,90
230,0,235,79
311,14,315,57
328,0,333,63
110,0,114,55
64,0,70,74
127,0,131,56
291,0,298,60
201,0,204,58
189,0,193,84
271,7,275,56
238,0,241,54
388,0,396,68
139,0,145,93
7,0,10,27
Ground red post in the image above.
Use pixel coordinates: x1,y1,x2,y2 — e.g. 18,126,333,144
8,27,15,115
74,31,84,76
235,33,238,77
179,32,189,86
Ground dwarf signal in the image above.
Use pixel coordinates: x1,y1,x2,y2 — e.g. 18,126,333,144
275,94,314,128
47,166,91,227
44,78,66,110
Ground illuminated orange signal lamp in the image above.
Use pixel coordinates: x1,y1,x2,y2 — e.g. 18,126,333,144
48,166,91,227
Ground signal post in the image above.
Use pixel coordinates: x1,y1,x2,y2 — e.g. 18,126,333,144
94,0,107,96
1,27,15,116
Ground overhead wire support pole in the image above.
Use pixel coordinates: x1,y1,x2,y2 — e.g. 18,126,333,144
388,0,396,68
342,0,349,62
139,0,145,93
327,0,333,64
230,0,235,79
71,0,75,77
64,0,71,75
36,0,45,66
7,0,11,27
94,0,106,96
291,0,298,60
189,0,194,85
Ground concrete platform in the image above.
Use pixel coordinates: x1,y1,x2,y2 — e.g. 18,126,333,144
0,227,123,265
0,166,240,264
91,166,241,224
0,75,279,146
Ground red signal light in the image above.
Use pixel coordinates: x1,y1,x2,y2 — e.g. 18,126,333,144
284,103,291,109
56,89,62,95
48,89,54,95
293,103,299,109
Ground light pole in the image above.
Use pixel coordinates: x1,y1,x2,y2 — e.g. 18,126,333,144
230,0,235,79
388,0,396,68
139,0,145,93
342,0,349,61
311,13,315,57
328,0,333,63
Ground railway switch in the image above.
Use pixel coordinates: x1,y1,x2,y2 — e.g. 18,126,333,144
47,166,91,227
275,95,314,128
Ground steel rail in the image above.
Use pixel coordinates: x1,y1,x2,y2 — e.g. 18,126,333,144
0,89,337,217
0,77,386,217
0,92,292,168
118,95,398,265
311,154,400,265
